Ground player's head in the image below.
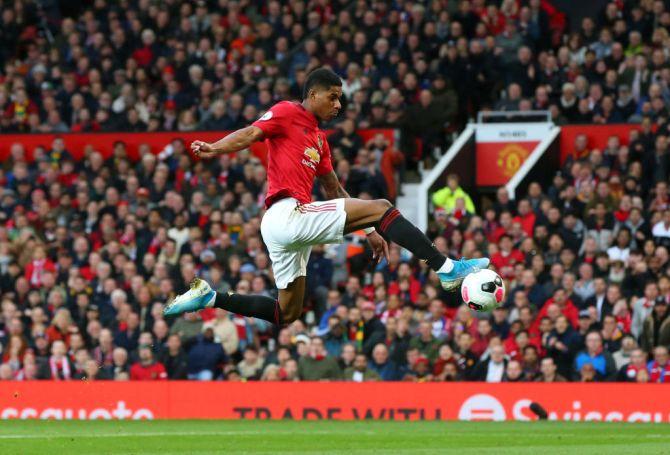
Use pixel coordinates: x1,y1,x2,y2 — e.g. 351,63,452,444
303,68,342,121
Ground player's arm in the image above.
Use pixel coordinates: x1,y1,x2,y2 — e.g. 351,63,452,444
191,126,264,158
318,170,350,199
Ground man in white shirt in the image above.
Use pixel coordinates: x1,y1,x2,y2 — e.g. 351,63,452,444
652,209,670,241
607,228,631,265
471,345,508,382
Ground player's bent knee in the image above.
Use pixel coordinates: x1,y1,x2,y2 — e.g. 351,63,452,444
375,198,393,213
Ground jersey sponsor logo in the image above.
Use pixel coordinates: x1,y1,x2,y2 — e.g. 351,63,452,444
302,147,320,170
258,111,273,121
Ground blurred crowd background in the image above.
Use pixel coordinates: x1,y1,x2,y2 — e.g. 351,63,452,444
0,0,669,383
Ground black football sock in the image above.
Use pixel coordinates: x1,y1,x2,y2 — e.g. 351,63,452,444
377,207,448,271
214,292,283,325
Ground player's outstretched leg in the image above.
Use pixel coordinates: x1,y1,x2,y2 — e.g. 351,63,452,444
163,277,305,325
343,198,489,291
163,278,284,324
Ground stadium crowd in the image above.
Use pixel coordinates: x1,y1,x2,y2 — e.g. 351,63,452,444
0,0,670,383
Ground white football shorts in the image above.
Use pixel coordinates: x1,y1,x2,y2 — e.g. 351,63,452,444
260,197,346,289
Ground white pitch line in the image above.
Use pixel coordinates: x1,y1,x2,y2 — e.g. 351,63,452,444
0,430,354,440
0,429,667,441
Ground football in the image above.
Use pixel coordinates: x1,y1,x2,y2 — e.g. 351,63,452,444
461,269,505,312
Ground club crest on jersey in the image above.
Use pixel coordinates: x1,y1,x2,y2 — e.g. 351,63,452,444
302,147,320,170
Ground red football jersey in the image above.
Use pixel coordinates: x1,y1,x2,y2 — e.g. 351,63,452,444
129,361,167,380
252,101,333,207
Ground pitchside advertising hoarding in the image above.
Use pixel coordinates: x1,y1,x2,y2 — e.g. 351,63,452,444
0,129,395,163
0,382,668,422
475,123,553,187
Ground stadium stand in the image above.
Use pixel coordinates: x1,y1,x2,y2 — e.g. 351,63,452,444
0,0,669,384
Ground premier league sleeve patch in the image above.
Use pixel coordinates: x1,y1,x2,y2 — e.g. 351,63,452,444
258,111,273,121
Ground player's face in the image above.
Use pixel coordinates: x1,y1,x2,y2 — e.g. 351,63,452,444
312,86,342,121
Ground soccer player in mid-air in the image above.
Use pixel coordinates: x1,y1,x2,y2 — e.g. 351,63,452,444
164,68,489,324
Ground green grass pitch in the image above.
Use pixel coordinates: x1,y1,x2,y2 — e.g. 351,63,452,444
0,420,668,454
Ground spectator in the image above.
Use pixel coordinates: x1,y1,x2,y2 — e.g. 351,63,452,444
647,346,670,383
204,309,239,357
323,315,347,358
159,334,188,380
368,343,401,381
615,348,648,382
409,321,441,362
344,353,380,382
170,312,204,342
237,347,264,380
471,345,508,383
37,340,73,380
129,345,167,381
328,119,364,163
503,360,526,382
631,283,660,339
403,355,434,382
574,331,616,381
298,337,341,381
535,357,567,382
261,364,281,381
612,335,639,370
186,328,226,381
432,174,475,215
640,296,670,353
106,347,129,381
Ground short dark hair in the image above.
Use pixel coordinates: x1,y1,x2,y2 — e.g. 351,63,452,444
303,68,342,99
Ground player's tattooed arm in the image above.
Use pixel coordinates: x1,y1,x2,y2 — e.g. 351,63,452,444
318,171,350,199
191,126,264,158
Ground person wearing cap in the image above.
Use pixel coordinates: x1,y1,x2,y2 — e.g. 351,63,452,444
129,344,167,380
640,295,670,353
403,355,434,382
293,333,311,353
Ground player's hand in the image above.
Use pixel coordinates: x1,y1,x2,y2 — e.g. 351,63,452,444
366,231,389,264
191,140,217,159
